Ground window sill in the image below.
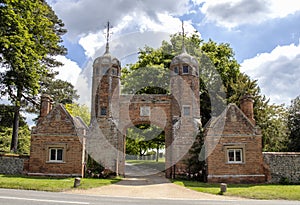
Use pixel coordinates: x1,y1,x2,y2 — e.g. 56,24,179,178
226,162,245,165
46,161,66,164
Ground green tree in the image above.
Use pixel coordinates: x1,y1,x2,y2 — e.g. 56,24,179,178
0,104,27,129
122,32,289,155
126,124,164,157
0,105,30,155
287,96,300,151
0,126,30,155
44,79,79,105
229,73,289,151
65,103,90,125
0,0,66,152
26,78,79,114
185,129,206,181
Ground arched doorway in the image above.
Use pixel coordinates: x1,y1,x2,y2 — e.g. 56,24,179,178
118,94,174,178
125,123,166,176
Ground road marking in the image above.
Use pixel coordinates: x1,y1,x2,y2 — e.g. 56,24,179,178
0,196,90,204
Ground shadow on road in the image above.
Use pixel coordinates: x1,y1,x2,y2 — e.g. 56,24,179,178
118,162,169,186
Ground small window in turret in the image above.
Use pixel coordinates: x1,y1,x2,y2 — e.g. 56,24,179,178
101,107,107,116
111,68,118,76
174,66,179,74
183,105,190,116
182,65,189,74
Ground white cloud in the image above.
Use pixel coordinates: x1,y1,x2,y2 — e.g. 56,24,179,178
48,0,191,39
197,0,300,28
76,30,180,107
78,13,197,59
47,0,199,107
241,42,300,105
53,56,82,86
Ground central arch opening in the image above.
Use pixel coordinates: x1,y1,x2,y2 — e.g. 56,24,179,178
125,123,166,176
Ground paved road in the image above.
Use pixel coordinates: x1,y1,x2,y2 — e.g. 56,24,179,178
0,188,299,205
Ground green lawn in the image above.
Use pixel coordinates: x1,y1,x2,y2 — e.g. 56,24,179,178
0,175,120,192
126,159,165,171
173,180,300,201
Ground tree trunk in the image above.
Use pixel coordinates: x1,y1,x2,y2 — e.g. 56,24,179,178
156,145,159,162
10,89,22,153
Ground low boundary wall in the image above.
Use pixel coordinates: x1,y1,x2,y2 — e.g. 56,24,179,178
263,152,300,183
0,154,29,175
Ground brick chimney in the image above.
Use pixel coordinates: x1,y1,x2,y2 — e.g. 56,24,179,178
40,94,52,118
240,94,255,125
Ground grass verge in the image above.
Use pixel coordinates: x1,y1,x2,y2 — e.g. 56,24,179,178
0,174,121,192
173,180,300,201
126,159,165,171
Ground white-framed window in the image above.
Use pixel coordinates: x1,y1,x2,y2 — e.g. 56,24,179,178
49,148,64,162
140,106,150,116
183,105,191,116
182,65,189,74
227,148,243,163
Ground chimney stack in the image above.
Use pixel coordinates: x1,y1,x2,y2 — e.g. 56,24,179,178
240,94,255,125
40,94,52,118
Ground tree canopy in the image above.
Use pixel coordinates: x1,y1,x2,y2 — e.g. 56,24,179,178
122,32,289,153
126,124,165,158
287,96,300,151
65,103,90,126
0,104,30,155
0,0,67,152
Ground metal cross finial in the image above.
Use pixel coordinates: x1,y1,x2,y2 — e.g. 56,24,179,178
181,20,187,53
182,20,185,38
104,21,113,54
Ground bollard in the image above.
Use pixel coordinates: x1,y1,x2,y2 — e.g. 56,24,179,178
220,183,227,193
74,177,81,188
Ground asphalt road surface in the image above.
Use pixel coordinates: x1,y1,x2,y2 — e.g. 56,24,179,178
0,188,299,205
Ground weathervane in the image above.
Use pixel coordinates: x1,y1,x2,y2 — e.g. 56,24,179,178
104,21,113,54
181,20,187,53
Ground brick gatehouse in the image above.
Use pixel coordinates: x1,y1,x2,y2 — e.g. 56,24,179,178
28,37,265,183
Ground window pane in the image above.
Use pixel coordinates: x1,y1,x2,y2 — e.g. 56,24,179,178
174,67,178,74
183,106,190,116
235,150,241,161
228,150,234,161
57,149,63,161
111,68,117,76
183,65,189,74
101,107,107,115
50,149,56,161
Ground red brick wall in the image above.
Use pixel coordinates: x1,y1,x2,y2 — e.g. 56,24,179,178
29,105,85,177
29,135,84,177
205,104,265,183
206,136,265,183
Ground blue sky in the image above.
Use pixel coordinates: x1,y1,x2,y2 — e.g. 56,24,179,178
46,0,300,106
